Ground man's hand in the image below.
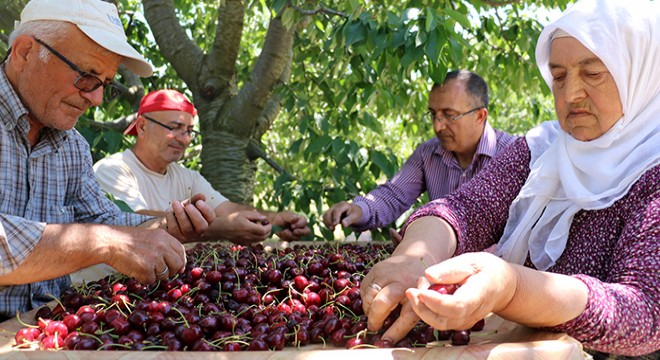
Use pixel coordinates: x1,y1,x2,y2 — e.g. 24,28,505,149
165,193,216,243
271,211,311,241
322,201,363,230
103,226,187,284
221,209,273,245
0,223,187,286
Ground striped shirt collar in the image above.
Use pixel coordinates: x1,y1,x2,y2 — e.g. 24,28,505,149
0,64,29,130
436,120,499,163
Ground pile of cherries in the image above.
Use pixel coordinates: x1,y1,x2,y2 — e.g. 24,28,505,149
13,242,485,351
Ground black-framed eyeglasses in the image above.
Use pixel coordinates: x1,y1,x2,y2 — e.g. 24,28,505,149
33,37,125,102
142,115,199,140
426,107,483,124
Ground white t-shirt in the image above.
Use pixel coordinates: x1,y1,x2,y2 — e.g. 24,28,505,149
93,149,227,212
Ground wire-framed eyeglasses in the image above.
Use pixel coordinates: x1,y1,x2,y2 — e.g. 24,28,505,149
33,37,125,102
426,107,483,124
142,115,199,140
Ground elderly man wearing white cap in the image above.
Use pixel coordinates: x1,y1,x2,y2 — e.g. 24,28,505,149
0,0,216,320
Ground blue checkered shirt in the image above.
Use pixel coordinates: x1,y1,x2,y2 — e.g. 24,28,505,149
0,65,150,318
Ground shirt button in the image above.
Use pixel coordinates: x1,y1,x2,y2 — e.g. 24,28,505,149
6,124,13,130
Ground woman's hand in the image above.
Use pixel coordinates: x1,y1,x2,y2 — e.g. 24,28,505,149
406,252,517,331
361,253,427,341
360,216,458,344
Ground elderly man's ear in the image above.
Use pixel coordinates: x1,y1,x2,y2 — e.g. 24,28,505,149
6,36,36,72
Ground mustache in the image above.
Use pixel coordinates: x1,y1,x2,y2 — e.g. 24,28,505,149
565,103,593,114
168,140,187,148
65,97,93,112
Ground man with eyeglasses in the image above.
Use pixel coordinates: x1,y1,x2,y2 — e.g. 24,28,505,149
94,89,312,245
323,70,518,243
0,0,217,320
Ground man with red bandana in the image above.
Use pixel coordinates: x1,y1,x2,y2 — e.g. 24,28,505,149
94,89,311,245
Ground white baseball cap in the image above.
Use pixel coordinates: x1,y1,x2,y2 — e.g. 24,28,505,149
16,0,153,77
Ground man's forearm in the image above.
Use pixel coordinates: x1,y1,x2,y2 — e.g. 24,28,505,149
0,223,108,285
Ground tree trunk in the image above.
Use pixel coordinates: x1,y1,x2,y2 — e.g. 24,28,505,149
200,130,256,203
142,0,294,205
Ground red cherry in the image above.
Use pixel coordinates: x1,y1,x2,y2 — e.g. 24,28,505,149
39,334,64,350
333,278,350,292
450,330,470,345
44,320,68,338
303,292,321,307
109,317,130,335
471,318,486,331
190,267,204,280
37,318,51,331
374,338,393,348
14,327,39,346
428,283,458,295
345,336,364,349
293,275,310,291
111,294,131,310
111,282,127,293
167,288,183,302
61,314,82,332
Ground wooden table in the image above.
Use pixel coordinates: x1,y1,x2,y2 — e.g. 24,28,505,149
0,241,590,359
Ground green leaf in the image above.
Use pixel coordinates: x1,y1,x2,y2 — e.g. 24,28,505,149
105,193,134,213
281,8,295,30
425,29,440,65
445,8,471,30
272,0,287,13
371,150,390,175
425,8,436,33
357,112,382,133
306,135,333,155
344,21,367,47
315,19,325,32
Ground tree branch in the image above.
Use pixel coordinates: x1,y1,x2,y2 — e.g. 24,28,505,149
204,0,244,101
480,0,522,6
117,65,145,109
228,15,295,137
142,0,203,88
290,4,347,18
82,113,137,133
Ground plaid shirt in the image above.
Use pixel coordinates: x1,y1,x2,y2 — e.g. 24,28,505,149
0,65,150,318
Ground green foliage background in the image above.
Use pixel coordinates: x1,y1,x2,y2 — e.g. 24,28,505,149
0,0,574,240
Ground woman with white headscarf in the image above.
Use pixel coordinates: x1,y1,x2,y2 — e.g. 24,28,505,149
360,0,660,356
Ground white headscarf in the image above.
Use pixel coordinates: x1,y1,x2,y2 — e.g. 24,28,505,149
495,0,660,270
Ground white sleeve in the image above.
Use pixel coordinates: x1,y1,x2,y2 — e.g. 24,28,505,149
191,171,228,209
93,157,149,212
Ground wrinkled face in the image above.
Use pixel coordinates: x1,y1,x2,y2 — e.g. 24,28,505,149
428,80,485,154
13,25,121,131
549,37,623,141
139,110,196,168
